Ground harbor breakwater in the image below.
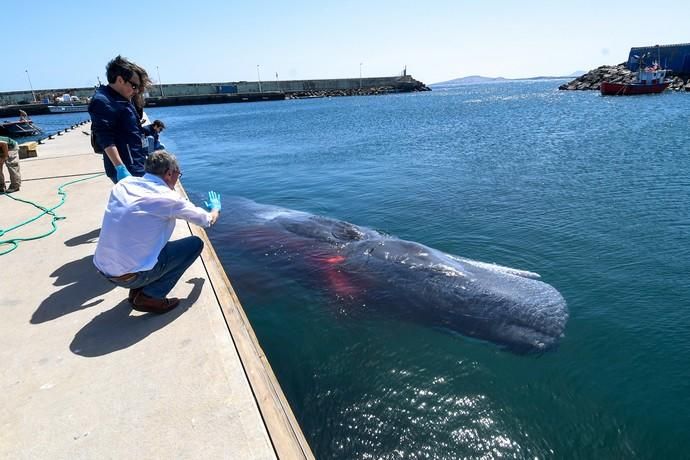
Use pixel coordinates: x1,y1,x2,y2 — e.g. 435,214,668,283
559,63,690,91
0,75,430,117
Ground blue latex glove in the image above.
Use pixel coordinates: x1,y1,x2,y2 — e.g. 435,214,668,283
115,164,131,182
204,191,221,211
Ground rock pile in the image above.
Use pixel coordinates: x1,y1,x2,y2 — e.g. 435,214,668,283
559,63,690,91
285,81,431,99
288,87,387,99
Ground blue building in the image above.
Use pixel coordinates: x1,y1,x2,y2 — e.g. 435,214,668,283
627,43,690,74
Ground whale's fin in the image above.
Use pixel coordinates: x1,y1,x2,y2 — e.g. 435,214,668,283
455,258,542,279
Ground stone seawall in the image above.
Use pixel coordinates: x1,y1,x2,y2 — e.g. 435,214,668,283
559,63,690,91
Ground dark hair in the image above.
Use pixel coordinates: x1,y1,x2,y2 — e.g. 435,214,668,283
105,55,151,88
145,150,179,176
106,55,135,84
152,120,166,129
132,92,146,120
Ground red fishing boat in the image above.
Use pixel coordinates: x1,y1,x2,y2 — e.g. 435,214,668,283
600,62,670,96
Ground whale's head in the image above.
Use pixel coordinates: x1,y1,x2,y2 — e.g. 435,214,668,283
344,239,569,353
459,259,568,352
420,256,569,352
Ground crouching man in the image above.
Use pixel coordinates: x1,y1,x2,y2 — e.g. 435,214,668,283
94,150,221,313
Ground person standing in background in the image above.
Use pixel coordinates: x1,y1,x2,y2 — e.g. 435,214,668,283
0,135,21,193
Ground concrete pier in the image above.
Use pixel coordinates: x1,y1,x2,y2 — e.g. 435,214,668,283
0,126,313,458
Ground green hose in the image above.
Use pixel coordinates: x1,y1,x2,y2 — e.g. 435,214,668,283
0,173,103,256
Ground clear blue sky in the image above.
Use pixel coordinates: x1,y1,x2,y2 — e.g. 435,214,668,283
3,0,689,92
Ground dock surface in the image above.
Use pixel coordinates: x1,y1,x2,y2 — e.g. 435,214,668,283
0,126,312,459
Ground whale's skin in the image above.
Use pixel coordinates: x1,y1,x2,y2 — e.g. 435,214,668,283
215,197,568,352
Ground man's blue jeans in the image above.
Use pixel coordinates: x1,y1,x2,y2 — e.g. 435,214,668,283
105,236,204,299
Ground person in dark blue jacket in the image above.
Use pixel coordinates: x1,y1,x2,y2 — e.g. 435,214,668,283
142,119,166,152
89,55,151,183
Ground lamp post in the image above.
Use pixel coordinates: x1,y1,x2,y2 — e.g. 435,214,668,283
359,62,363,90
25,69,37,102
257,65,262,93
157,66,165,97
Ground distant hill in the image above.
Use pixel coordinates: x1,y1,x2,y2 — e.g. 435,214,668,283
432,75,507,85
432,73,576,86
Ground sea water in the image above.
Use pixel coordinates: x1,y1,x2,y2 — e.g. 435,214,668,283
50,81,690,458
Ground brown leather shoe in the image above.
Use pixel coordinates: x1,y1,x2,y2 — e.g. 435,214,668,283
132,291,180,314
128,288,143,303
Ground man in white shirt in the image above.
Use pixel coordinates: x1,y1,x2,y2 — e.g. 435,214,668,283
94,151,221,313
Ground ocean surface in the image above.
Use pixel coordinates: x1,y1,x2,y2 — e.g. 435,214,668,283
37,82,690,458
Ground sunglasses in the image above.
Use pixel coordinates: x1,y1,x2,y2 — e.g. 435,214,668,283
125,78,140,90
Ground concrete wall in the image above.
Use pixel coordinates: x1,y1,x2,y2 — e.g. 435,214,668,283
1,75,423,106
237,75,419,93
146,75,419,97
0,87,97,106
